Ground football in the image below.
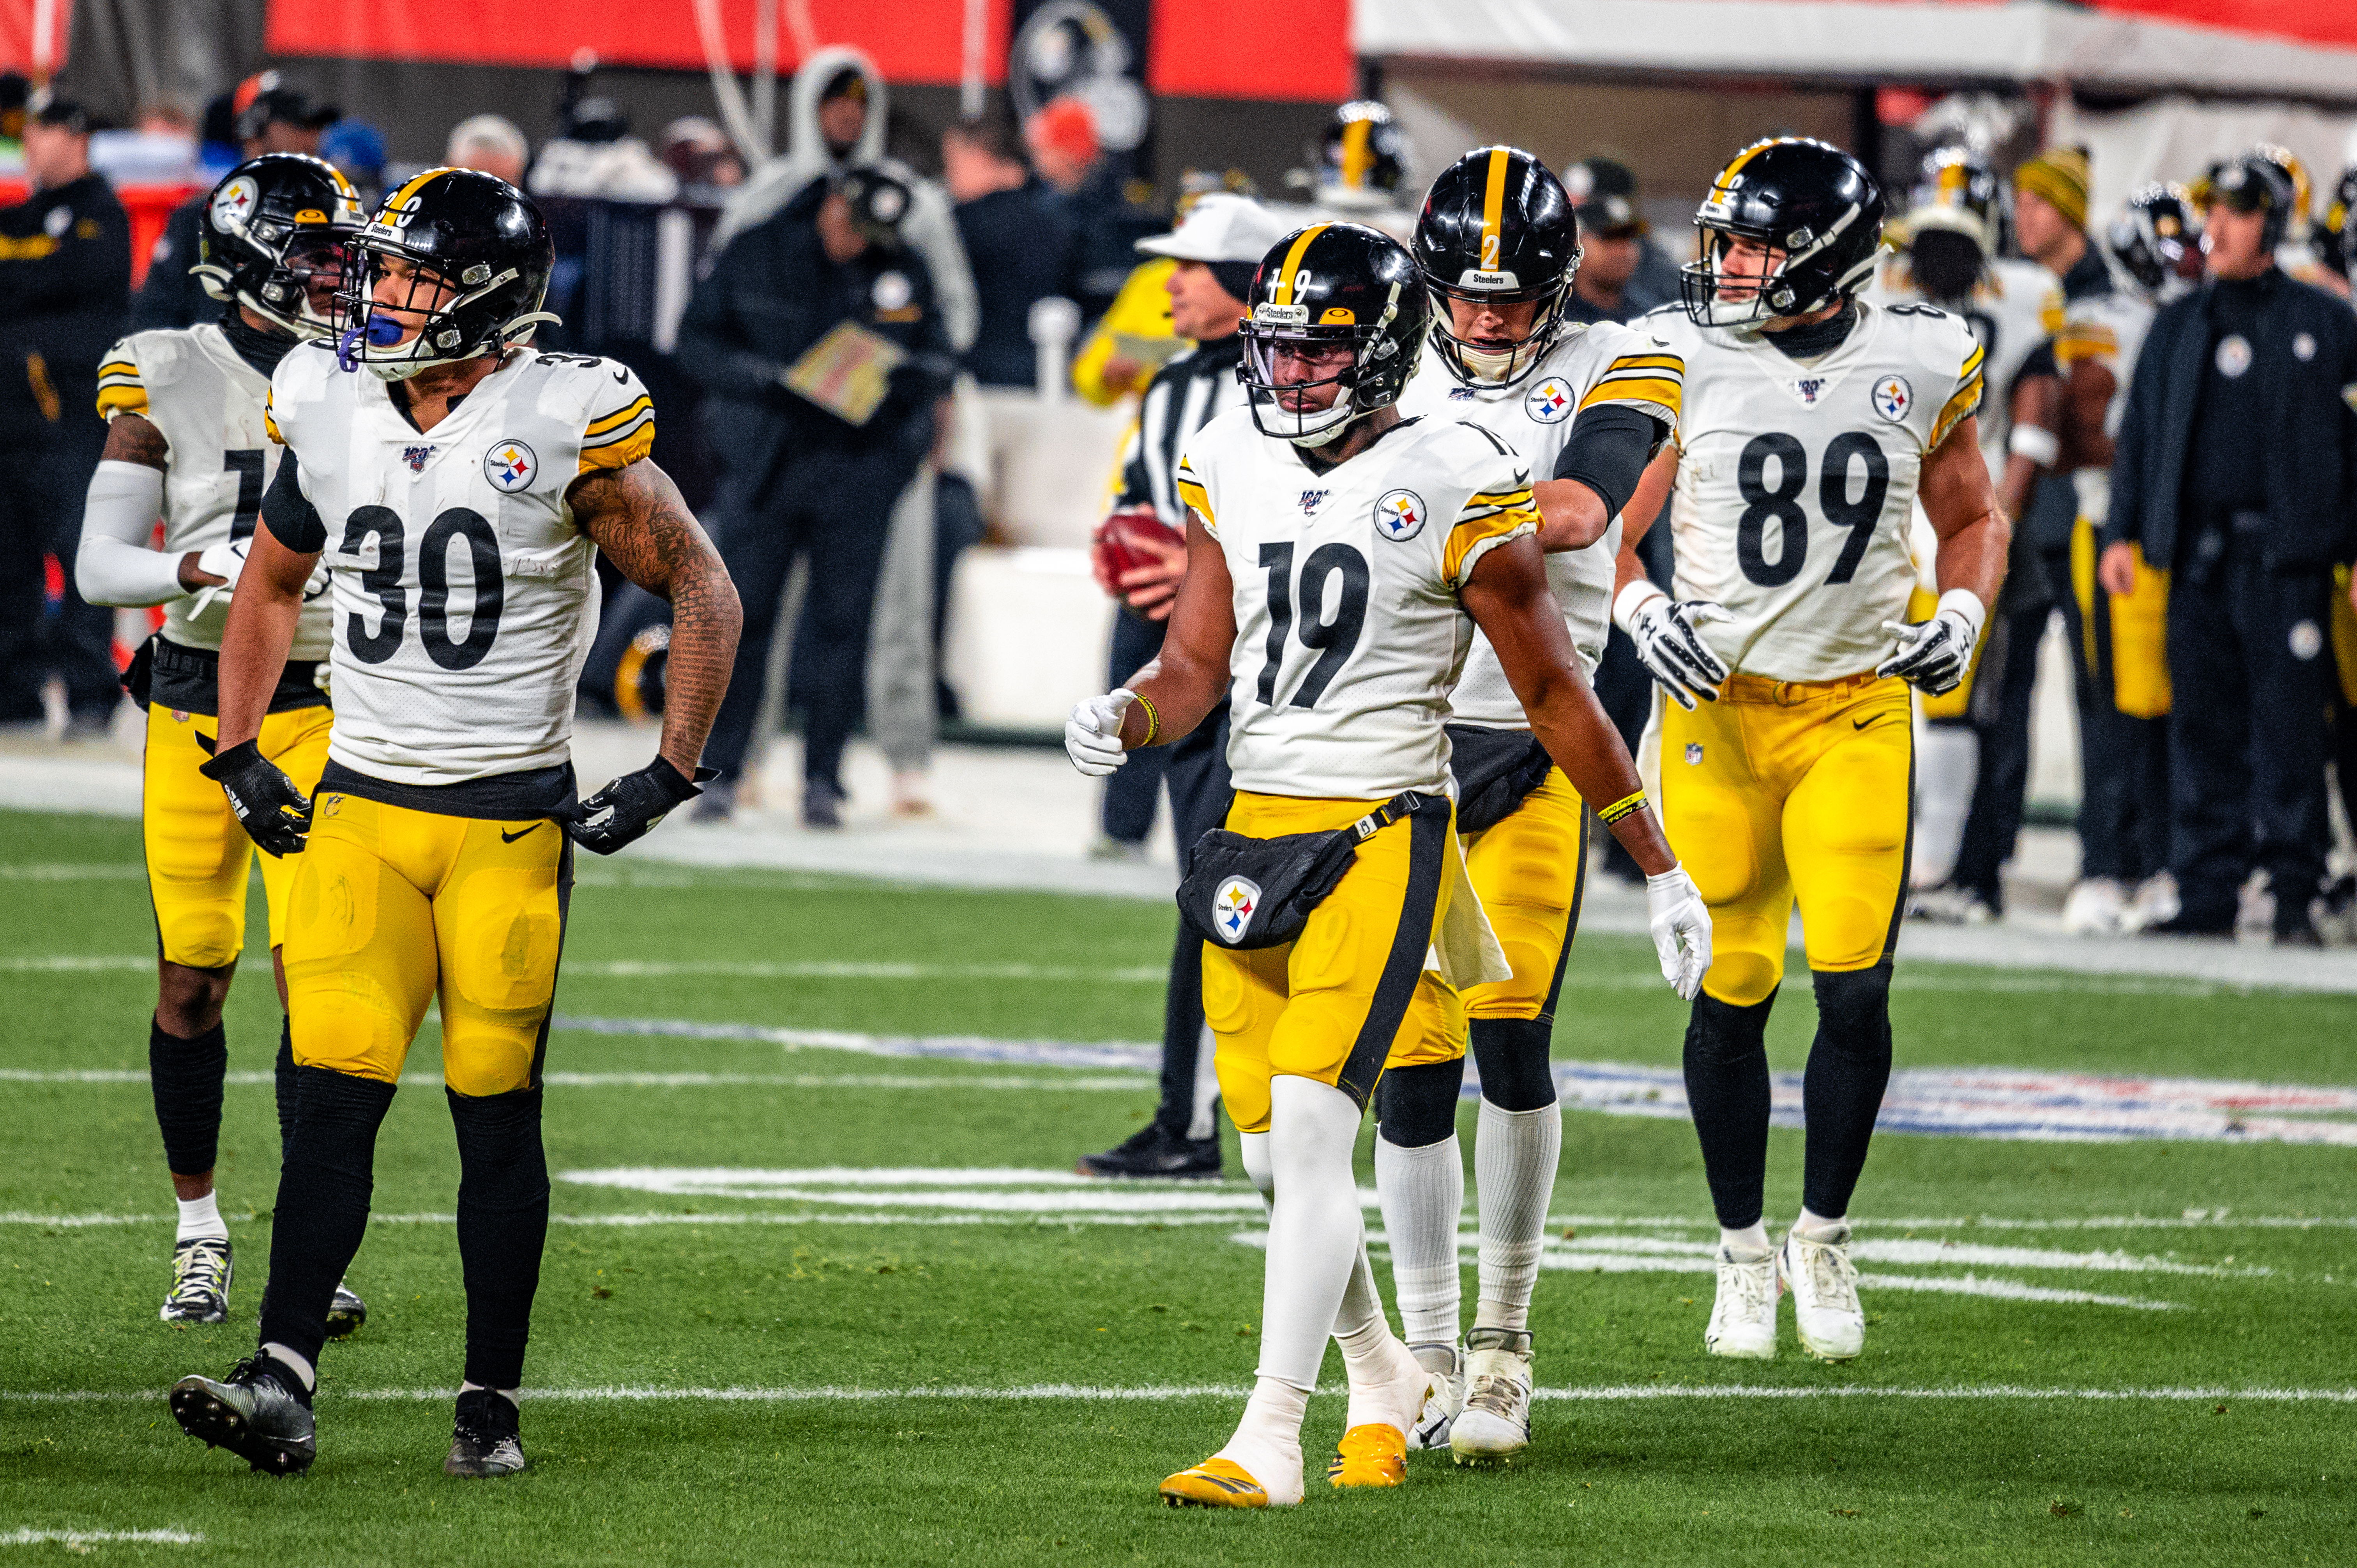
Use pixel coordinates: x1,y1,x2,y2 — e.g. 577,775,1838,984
1091,504,1187,592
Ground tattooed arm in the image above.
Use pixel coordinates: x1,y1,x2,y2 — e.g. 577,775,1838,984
569,459,743,775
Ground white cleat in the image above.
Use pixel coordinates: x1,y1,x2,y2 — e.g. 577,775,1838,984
2061,877,2126,936
2122,872,2181,934
1779,1225,1866,1363
1403,1341,1462,1451
1704,1245,1778,1360
1449,1328,1532,1465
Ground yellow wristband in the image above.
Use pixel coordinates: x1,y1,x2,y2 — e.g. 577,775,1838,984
1132,693,1160,748
1596,789,1648,825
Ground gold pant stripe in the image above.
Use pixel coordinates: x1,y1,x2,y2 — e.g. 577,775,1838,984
143,702,334,969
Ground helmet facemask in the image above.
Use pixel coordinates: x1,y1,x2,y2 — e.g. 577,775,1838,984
1681,207,1875,330
332,236,555,382
1241,320,1369,447
1424,256,1577,390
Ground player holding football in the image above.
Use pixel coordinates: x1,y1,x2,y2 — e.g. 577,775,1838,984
1615,139,2007,1362
1066,221,1710,1508
1376,147,1682,1463
167,168,740,1478
75,154,372,1335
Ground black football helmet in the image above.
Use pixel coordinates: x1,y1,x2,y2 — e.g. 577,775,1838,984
1906,146,2001,254
1239,222,1428,448
1314,101,1406,206
1682,138,1885,330
2207,154,2298,257
193,153,364,339
332,167,557,381
1412,146,1581,389
2249,144,2313,242
2105,182,2203,300
2319,167,2357,279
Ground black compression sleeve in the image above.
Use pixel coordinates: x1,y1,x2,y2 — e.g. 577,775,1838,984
1552,403,1668,521
260,448,328,554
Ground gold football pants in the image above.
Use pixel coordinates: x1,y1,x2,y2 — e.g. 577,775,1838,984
1200,791,1464,1135
143,701,334,969
1661,674,1913,1008
280,790,571,1097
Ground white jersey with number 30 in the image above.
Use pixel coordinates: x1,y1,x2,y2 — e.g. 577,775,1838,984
1642,299,1984,682
1175,409,1538,800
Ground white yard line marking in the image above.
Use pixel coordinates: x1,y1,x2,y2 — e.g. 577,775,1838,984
0,1069,1152,1092
0,863,148,881
1,1529,203,1545
561,1167,1272,1214
5,1384,2353,1406
0,1210,1251,1230
1534,1232,2266,1278
573,960,1165,982
557,1016,1161,1070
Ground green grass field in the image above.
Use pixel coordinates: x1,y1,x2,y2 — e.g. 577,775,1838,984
2,806,2353,1564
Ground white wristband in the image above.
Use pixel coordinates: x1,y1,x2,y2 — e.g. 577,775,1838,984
1935,587,1986,641
1613,579,1667,634
2007,424,2060,467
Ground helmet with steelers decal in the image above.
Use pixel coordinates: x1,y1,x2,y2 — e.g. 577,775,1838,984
1239,222,1429,448
1412,146,1581,390
192,153,365,339
2318,166,2357,281
1681,137,1885,330
2105,181,2204,300
332,166,557,381
1311,101,1408,207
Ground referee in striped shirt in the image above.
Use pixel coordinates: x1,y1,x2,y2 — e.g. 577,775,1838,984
1080,194,1286,1179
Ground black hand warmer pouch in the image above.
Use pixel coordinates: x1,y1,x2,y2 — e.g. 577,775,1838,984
1178,790,1446,950
1446,724,1555,835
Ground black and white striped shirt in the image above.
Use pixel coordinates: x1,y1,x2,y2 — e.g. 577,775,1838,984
1115,334,1245,527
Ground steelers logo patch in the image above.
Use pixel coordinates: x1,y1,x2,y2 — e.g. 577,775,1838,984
1524,378,1575,424
1373,488,1427,542
2216,334,2252,378
484,439,538,493
1870,375,1913,423
1212,876,1262,945
872,270,913,312
209,175,260,234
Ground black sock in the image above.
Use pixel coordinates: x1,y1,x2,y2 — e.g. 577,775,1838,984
150,1019,229,1178
1801,964,1895,1221
273,1017,300,1151
1468,1017,1557,1111
1375,1058,1464,1148
256,1066,396,1371
1682,989,1777,1230
450,1086,550,1392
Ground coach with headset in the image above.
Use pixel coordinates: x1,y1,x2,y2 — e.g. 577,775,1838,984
2100,154,2357,945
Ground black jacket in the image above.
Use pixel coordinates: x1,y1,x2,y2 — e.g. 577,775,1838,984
0,172,131,447
674,180,957,491
128,192,209,333
2104,268,2357,574
954,178,1079,388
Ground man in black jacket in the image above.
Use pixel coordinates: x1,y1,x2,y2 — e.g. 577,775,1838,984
0,94,130,730
675,165,956,827
2101,155,2357,944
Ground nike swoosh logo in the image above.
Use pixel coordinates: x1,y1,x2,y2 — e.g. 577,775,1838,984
613,367,629,383
1853,717,1883,731
500,823,542,843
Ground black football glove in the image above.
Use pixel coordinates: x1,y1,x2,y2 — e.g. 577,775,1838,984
562,756,714,855
198,739,312,858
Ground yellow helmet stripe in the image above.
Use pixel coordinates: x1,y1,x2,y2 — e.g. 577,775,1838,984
1709,139,1779,203
1272,224,1328,307
1340,118,1373,190
382,166,451,216
1480,147,1511,272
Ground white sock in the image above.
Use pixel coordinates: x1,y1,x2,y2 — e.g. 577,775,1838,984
1333,1233,1421,1431
1374,1130,1462,1346
1249,1076,1366,1394
261,1341,315,1393
1214,1376,1307,1503
1793,1208,1848,1242
174,1191,226,1244
1238,1129,1273,1210
1472,1098,1560,1336
1721,1222,1772,1258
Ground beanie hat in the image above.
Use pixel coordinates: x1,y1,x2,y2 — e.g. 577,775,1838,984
2015,147,2090,232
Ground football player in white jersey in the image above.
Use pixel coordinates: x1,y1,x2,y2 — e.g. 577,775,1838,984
75,154,373,1335
1613,139,2007,1365
1376,147,1683,1464
1065,222,1711,1509
167,169,741,1479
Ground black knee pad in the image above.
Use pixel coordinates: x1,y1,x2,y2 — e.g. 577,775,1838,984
1810,964,1893,1065
150,1020,229,1177
1469,1017,1557,1111
448,1086,550,1198
1683,988,1776,1067
1376,1059,1465,1148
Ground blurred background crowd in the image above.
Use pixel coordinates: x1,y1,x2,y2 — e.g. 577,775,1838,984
4,0,2356,940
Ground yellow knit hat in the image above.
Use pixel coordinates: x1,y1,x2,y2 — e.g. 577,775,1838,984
2015,147,2091,232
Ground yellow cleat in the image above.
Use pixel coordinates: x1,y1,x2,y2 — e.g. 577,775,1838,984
1326,1423,1408,1489
1160,1457,1270,1508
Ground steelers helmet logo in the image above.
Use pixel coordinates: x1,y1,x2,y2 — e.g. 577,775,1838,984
209,175,260,235
1871,375,1913,423
1212,876,1262,945
1373,488,1427,542
1524,378,1575,424
484,439,538,492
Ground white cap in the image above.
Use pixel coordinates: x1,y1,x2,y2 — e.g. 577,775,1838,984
1135,193,1289,265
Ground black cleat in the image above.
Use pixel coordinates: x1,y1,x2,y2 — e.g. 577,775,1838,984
170,1355,315,1475
1077,1122,1223,1181
445,1388,527,1477
159,1236,233,1324
323,1280,368,1339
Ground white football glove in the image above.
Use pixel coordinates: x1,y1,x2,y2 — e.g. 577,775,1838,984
1613,582,1733,710
1876,589,1985,696
1064,688,1136,777
184,539,251,618
1645,864,1712,1001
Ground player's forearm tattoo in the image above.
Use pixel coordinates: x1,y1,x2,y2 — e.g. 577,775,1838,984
102,411,170,471
574,461,744,772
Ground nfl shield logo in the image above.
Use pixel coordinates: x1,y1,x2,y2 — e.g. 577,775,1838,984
1212,876,1262,945
1685,743,1704,766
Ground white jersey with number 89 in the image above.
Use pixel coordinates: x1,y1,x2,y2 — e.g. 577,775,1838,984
1641,298,1983,682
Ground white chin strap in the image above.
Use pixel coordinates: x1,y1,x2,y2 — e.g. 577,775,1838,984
1284,398,1361,448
